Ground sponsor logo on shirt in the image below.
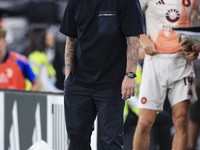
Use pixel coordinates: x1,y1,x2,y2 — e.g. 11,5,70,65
0,68,13,84
162,25,178,32
166,9,180,23
0,73,9,83
6,68,13,79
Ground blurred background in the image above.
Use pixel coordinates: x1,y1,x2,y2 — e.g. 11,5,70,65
0,0,67,90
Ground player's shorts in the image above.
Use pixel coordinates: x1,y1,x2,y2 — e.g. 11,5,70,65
138,53,197,111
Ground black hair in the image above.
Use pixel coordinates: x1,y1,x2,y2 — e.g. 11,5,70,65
29,27,46,54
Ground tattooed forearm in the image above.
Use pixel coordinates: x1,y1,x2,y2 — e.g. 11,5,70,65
65,36,77,70
126,36,140,72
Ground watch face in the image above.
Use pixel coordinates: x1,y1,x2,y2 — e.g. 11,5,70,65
127,72,136,78
128,72,133,77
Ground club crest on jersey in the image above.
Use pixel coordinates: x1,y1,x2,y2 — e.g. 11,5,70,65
166,9,180,23
182,0,191,7
141,97,147,104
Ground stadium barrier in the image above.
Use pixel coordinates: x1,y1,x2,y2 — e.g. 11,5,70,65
0,90,97,150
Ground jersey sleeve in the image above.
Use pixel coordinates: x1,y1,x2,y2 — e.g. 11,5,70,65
59,0,77,38
17,57,37,83
120,0,145,37
24,61,37,83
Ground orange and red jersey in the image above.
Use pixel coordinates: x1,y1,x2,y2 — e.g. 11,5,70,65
140,0,198,53
0,51,36,90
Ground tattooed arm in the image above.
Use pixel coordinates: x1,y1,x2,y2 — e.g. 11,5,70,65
64,36,77,79
121,36,140,100
126,36,140,73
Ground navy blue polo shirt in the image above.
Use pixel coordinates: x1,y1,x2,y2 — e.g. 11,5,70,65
60,0,144,89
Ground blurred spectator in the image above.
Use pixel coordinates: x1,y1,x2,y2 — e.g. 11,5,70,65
2,17,30,54
0,25,40,91
27,26,62,93
45,30,56,65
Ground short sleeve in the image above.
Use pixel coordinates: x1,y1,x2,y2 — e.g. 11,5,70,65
59,0,77,38
24,61,37,83
16,58,37,83
120,0,144,37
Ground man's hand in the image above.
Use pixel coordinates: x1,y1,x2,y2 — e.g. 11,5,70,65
179,38,194,52
182,50,199,61
140,34,156,55
193,45,200,52
121,76,136,100
179,38,199,61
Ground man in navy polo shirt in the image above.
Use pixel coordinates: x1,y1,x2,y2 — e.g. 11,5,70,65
60,0,144,149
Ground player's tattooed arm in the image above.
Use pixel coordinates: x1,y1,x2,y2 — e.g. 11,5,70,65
64,36,77,79
126,36,140,73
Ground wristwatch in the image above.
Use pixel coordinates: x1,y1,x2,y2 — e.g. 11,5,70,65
126,72,137,78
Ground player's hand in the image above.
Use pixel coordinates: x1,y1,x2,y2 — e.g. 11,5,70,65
179,38,199,61
140,34,156,55
179,38,194,52
182,49,199,61
121,76,136,100
193,45,200,52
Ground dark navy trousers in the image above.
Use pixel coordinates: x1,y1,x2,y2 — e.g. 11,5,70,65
64,74,125,150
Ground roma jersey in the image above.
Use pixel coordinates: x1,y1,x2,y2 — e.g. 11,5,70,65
140,0,198,53
0,51,36,90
